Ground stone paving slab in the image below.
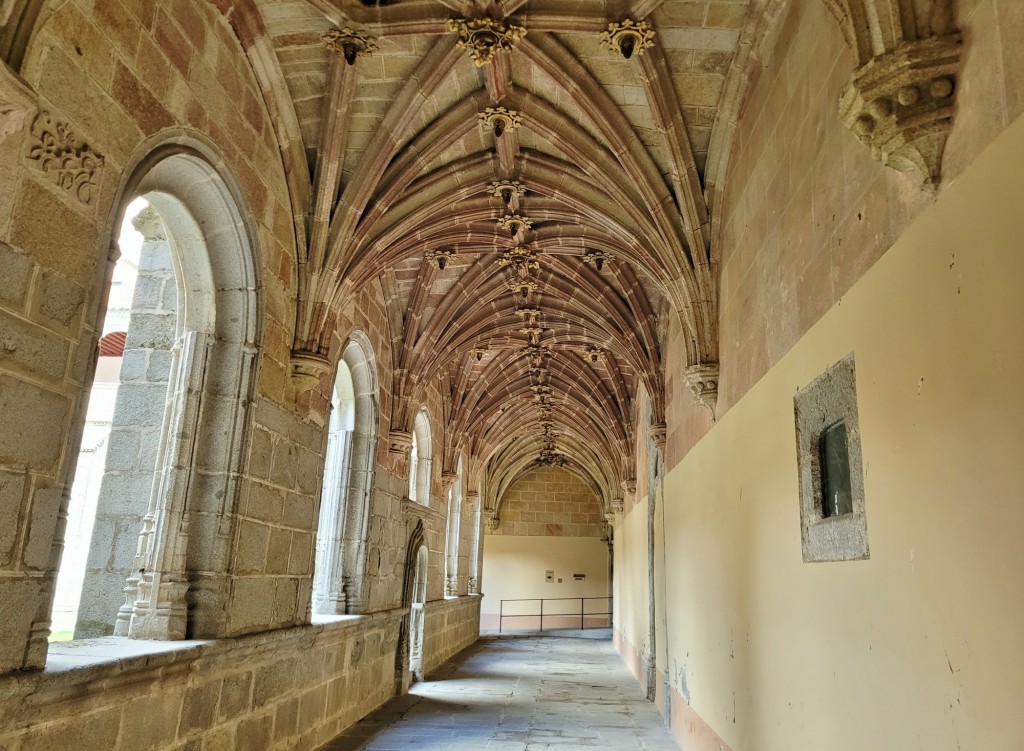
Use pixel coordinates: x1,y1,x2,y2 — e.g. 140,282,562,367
319,636,680,751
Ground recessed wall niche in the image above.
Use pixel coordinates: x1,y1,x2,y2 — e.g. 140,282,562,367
794,354,869,562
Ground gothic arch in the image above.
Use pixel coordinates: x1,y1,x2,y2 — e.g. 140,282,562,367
337,330,379,615
74,135,261,640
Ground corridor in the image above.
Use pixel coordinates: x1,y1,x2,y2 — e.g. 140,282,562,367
320,636,680,751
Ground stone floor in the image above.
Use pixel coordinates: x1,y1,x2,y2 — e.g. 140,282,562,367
319,634,680,751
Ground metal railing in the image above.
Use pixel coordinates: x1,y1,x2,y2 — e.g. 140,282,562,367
498,596,612,633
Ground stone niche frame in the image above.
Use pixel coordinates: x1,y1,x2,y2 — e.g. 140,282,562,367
794,353,869,563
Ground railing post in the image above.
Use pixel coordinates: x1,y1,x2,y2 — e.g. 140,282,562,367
581,598,584,630
499,599,503,633
539,599,544,633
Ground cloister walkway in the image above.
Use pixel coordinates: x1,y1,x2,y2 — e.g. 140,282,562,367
320,634,680,751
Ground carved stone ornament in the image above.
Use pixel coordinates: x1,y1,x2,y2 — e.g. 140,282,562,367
388,430,413,456
621,480,637,501
290,349,332,391
26,110,104,205
839,34,961,187
323,27,378,65
131,206,166,241
601,19,656,60
448,18,526,67
508,279,539,300
426,247,457,270
478,107,523,137
581,346,607,363
611,497,625,514
497,213,532,236
440,472,458,491
483,509,500,530
489,179,526,207
497,245,539,271
649,422,667,451
583,248,613,272
685,362,719,412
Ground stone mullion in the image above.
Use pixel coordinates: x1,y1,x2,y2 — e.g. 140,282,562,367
124,330,213,640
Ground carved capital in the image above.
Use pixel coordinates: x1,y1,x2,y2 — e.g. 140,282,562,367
448,18,526,67
388,430,413,456
839,34,961,187
611,497,624,514
441,471,458,491
649,422,667,451
482,509,500,531
131,206,166,241
290,349,332,391
685,362,719,413
323,28,378,65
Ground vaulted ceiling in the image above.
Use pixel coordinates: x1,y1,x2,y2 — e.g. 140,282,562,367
252,0,748,511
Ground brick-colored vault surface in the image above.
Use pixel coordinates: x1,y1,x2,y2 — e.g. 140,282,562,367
257,0,748,514
319,635,679,751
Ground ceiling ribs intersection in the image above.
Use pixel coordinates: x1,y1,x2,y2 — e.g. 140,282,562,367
283,0,722,513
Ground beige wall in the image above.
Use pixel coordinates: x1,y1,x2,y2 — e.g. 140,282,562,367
613,495,650,673
480,536,610,630
616,111,1024,750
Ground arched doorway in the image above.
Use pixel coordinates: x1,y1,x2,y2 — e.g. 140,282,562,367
409,545,428,682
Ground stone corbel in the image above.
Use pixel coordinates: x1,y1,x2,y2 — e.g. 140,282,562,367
611,497,624,515
685,362,719,414
621,480,636,505
482,509,500,531
388,430,413,477
648,422,667,452
440,471,458,492
291,349,332,392
840,34,961,188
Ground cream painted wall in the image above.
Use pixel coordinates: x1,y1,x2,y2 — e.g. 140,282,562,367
481,536,609,629
619,113,1024,750
614,496,651,655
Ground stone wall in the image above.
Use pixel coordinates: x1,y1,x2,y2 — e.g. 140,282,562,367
488,466,606,538
0,595,482,751
711,0,1024,421
422,595,481,676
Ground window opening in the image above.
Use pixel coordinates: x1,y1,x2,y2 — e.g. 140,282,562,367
820,420,853,517
312,361,355,615
51,198,172,640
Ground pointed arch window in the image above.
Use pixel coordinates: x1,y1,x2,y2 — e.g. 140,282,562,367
409,409,432,506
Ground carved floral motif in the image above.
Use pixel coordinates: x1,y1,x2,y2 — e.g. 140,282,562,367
26,111,104,205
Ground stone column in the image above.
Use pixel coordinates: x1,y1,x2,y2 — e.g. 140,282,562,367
78,209,177,638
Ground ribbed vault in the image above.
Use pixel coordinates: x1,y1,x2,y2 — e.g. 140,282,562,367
249,0,753,514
